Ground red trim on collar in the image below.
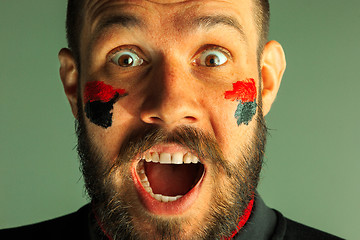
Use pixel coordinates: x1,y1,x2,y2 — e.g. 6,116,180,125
221,198,255,240
92,206,114,240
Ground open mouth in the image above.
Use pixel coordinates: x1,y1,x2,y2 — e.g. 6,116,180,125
132,149,206,215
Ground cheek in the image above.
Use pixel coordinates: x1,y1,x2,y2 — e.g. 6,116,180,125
224,78,257,126
83,81,128,128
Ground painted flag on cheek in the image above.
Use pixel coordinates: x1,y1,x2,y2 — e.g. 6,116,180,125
83,81,128,128
224,78,257,126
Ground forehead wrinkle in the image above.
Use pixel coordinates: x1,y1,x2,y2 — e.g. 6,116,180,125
88,1,146,32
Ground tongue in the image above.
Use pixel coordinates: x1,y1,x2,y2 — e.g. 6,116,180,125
144,162,200,196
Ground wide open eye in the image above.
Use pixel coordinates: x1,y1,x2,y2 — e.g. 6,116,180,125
110,49,144,67
198,49,228,67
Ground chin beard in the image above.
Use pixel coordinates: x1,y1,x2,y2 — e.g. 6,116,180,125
75,97,267,240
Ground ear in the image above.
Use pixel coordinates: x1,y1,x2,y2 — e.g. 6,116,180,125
58,48,79,119
260,40,286,116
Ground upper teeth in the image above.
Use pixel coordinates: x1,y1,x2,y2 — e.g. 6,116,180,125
144,152,200,164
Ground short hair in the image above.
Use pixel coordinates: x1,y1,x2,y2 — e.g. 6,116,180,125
65,0,84,69
253,0,270,56
66,0,270,68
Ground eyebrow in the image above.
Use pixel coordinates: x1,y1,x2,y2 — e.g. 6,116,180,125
96,14,143,31
90,13,246,45
193,15,247,42
91,14,143,43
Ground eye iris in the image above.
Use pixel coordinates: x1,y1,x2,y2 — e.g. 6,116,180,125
205,54,219,66
118,54,133,67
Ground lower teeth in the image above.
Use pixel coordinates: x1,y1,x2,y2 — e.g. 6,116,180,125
138,160,183,202
153,194,183,202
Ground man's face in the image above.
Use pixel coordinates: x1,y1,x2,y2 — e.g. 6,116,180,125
74,0,268,239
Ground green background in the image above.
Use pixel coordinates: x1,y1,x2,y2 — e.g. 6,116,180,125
0,1,359,239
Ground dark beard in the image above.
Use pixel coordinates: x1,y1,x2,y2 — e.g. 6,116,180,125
76,98,267,240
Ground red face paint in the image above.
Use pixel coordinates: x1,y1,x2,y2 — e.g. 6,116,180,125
224,78,257,126
84,81,127,103
224,78,256,102
83,81,127,128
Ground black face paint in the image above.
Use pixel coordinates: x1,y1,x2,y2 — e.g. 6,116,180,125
234,100,257,126
83,81,127,128
84,94,119,128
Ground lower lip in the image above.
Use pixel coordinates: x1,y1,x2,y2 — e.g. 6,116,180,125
131,162,205,215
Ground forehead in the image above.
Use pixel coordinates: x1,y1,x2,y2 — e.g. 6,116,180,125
83,0,253,10
82,0,256,33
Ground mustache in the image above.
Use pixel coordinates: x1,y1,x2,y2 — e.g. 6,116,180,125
113,125,233,176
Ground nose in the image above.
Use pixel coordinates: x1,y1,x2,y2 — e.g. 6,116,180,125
140,59,203,127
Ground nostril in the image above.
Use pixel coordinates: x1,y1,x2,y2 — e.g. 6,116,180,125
144,116,197,125
149,116,163,123
184,116,197,122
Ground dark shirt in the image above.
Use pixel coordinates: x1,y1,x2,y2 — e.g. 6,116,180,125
234,196,343,240
0,196,343,240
